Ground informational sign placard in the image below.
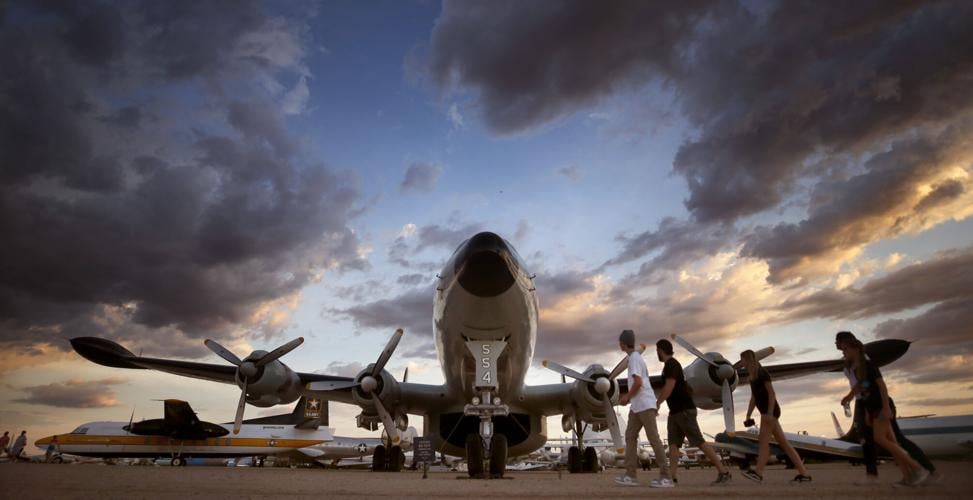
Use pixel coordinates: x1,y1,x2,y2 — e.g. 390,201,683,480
414,437,434,464
465,340,507,389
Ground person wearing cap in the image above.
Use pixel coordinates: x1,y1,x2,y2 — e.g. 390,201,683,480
614,330,672,488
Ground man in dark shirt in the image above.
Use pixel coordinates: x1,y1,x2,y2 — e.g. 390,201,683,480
655,339,731,485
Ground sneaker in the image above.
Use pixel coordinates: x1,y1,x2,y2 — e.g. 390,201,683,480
924,471,944,486
910,469,930,487
614,476,639,487
790,474,812,484
712,471,732,485
650,478,675,488
741,469,762,483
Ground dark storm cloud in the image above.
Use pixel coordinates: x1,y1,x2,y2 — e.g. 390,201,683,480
16,377,128,408
426,0,712,134
332,287,434,338
400,163,443,192
871,297,973,385
426,0,973,238
0,1,363,357
778,247,973,321
744,123,973,283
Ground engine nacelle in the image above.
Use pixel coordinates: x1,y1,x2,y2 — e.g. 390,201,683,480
684,353,738,410
236,355,303,407
351,367,401,412
570,364,619,423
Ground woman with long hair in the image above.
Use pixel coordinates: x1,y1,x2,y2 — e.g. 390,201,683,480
840,339,928,486
739,349,812,483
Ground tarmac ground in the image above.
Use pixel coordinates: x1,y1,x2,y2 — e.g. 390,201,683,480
1,460,970,499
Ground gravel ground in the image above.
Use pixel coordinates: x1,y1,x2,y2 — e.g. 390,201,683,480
1,460,969,499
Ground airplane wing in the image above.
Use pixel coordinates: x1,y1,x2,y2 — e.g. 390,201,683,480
749,339,910,384
70,337,353,386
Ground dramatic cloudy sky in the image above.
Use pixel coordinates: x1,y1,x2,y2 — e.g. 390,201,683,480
3,0,972,452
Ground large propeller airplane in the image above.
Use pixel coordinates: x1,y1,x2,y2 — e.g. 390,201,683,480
71,231,912,478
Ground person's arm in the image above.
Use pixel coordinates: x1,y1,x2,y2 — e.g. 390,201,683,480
621,374,642,405
764,380,776,417
657,378,675,403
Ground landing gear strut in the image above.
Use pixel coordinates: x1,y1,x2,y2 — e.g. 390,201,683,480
463,340,511,479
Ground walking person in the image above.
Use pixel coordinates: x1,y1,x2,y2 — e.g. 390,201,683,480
655,339,732,485
614,330,672,488
839,338,927,486
738,349,812,483
0,431,10,459
10,431,27,462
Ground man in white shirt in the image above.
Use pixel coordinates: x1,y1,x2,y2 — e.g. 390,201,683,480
615,329,672,488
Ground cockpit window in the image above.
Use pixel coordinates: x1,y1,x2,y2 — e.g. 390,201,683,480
71,426,88,434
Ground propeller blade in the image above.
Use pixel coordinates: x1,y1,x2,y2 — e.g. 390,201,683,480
733,346,776,369
608,344,646,379
233,378,248,435
403,367,409,384
372,329,404,377
542,360,593,383
204,339,242,366
601,395,624,454
671,334,718,367
722,379,735,436
372,396,400,445
306,380,360,391
256,337,304,367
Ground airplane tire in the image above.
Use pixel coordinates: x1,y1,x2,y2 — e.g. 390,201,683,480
489,434,508,478
567,446,582,474
388,446,403,472
465,434,484,478
171,457,185,467
582,446,599,473
372,445,386,472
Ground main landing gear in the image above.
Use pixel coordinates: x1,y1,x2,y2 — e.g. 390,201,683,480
566,421,600,473
372,443,404,472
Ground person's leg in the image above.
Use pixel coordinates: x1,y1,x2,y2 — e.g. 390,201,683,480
855,401,878,478
771,420,809,476
754,414,773,475
641,409,670,480
624,409,640,479
682,409,726,475
871,417,919,480
667,415,683,482
891,418,935,472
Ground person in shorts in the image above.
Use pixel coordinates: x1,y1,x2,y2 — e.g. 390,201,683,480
655,339,731,485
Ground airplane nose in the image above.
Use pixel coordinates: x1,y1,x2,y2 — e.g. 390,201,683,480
455,232,515,297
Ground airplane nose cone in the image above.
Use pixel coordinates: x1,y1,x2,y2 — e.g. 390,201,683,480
455,232,515,297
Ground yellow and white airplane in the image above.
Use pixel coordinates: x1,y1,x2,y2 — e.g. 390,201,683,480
35,399,332,466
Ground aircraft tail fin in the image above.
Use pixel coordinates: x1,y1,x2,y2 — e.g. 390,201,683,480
831,411,844,438
239,397,328,429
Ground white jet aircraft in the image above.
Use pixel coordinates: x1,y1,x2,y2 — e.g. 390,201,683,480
71,231,913,477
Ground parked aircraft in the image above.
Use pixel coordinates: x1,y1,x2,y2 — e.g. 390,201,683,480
70,231,912,477
714,412,973,466
35,399,332,466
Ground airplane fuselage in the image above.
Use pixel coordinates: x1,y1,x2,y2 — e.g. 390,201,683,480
36,421,332,459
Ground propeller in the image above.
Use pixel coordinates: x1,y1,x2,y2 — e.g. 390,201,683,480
204,337,305,434
542,344,645,454
306,328,405,444
671,334,736,436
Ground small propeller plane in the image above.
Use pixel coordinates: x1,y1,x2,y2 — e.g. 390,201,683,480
35,399,333,466
70,231,913,478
